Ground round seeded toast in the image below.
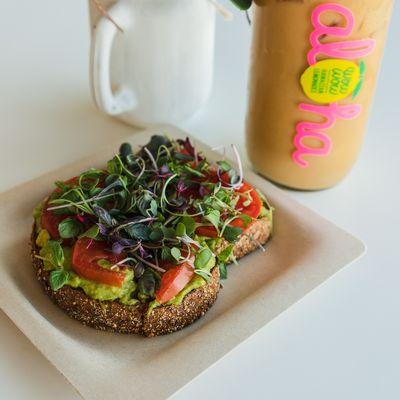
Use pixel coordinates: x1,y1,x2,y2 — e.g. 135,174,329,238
30,217,270,337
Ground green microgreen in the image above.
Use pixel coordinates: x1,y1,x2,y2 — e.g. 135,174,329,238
58,217,83,239
50,269,70,291
41,135,272,304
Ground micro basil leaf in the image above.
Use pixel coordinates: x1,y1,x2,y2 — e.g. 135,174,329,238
161,247,171,261
93,205,114,227
138,268,156,296
137,192,152,216
150,199,158,217
149,227,163,242
161,226,176,240
171,247,181,262
125,224,150,241
79,224,100,239
217,244,234,263
194,248,213,270
237,213,252,228
175,222,186,237
180,216,196,236
222,226,243,242
49,269,70,291
58,217,82,239
219,263,228,280
205,210,220,230
194,269,211,282
46,240,65,267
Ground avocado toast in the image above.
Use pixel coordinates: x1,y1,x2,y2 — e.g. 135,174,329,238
31,135,273,336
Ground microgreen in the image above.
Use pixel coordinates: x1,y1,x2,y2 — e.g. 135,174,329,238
180,216,196,236
44,240,65,268
42,135,272,304
204,210,220,231
58,217,83,239
171,247,181,262
219,263,228,279
138,268,155,296
50,270,70,291
194,248,214,270
222,225,243,242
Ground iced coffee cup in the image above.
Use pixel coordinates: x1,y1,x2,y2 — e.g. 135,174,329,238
246,0,394,190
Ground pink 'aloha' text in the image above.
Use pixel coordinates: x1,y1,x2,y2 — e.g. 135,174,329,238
293,3,376,168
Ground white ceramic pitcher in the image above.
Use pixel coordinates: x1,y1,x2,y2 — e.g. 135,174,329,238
88,0,216,127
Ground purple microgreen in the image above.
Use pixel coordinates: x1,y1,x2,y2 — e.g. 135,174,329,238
137,242,150,259
177,137,196,157
97,223,108,235
176,180,187,196
93,205,115,227
199,185,208,198
112,242,126,255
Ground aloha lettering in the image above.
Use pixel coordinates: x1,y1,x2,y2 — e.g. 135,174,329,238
293,3,376,168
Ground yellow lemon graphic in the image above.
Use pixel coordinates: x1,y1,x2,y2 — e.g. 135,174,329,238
300,59,361,104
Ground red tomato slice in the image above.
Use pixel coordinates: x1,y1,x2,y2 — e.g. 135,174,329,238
41,203,68,239
155,262,194,304
195,226,219,238
195,181,262,237
231,181,262,229
72,238,126,287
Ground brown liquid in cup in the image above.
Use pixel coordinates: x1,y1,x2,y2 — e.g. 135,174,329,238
246,0,394,190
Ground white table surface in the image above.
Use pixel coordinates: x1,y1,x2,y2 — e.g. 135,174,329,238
1,1,399,399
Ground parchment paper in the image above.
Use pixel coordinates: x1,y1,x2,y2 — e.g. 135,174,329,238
0,128,365,400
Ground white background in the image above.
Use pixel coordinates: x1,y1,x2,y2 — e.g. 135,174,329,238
0,1,399,399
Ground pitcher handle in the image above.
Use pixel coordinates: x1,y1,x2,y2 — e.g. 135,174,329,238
90,1,135,115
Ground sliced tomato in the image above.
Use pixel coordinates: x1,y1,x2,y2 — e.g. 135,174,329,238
155,262,194,304
195,226,219,238
71,238,126,287
230,181,262,229
41,204,68,239
195,181,262,237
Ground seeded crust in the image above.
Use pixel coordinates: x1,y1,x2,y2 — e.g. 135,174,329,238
30,217,270,336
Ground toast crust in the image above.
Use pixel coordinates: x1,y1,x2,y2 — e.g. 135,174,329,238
30,217,270,336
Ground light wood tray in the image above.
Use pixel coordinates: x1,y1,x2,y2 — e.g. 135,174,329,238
0,128,365,400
